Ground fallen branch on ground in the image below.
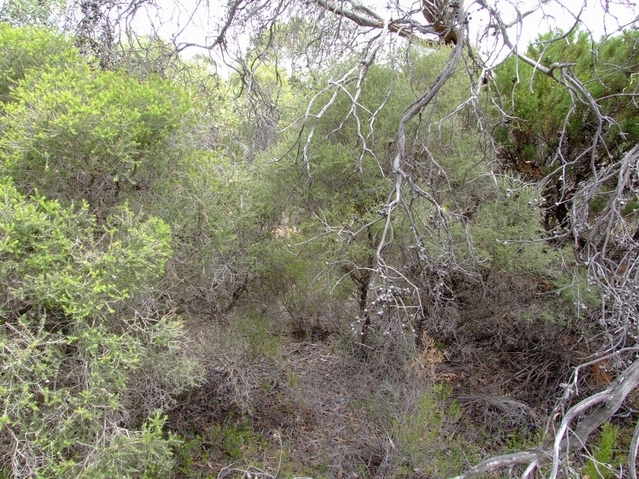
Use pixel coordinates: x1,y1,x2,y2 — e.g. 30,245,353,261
450,357,639,479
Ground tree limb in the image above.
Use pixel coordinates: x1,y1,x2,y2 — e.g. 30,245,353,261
450,357,639,479
312,0,441,43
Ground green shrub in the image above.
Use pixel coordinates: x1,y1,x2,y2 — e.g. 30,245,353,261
583,422,620,479
393,383,480,477
0,59,191,215
0,0,67,27
0,23,78,103
0,179,202,477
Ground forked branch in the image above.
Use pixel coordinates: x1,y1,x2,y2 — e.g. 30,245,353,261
312,0,460,45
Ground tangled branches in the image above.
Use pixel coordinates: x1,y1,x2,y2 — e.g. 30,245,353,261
451,352,639,479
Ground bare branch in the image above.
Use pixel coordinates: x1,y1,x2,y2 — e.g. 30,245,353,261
450,356,639,479
312,0,454,45
176,0,249,52
377,32,465,266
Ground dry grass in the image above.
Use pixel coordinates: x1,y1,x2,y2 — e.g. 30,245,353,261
165,271,602,477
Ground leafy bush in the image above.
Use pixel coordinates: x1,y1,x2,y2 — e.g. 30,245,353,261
0,23,78,103
392,383,480,478
0,0,67,27
0,179,202,477
493,29,639,232
0,58,191,216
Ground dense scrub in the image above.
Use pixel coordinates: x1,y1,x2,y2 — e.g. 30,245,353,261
0,11,637,479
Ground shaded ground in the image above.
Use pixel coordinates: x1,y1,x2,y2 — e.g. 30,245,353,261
165,279,606,478
168,332,409,478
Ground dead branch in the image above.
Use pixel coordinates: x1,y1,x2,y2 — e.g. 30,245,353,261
312,0,437,43
450,356,639,479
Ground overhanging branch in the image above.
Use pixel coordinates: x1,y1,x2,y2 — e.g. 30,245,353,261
312,0,441,43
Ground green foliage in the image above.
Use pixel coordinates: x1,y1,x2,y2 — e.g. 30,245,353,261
0,58,191,214
0,23,78,103
0,179,201,477
0,0,67,27
233,308,283,360
470,179,555,274
212,422,269,460
256,48,497,349
0,26,206,478
81,412,181,479
392,383,480,478
173,422,270,477
258,61,408,312
0,181,171,318
493,29,639,229
582,422,620,479
152,148,271,316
